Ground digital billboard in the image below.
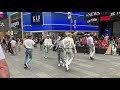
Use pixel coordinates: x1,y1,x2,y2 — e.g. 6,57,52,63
0,12,4,18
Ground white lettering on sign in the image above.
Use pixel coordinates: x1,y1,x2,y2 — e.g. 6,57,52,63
33,15,40,22
87,18,97,23
86,12,101,17
111,12,120,16
11,21,19,28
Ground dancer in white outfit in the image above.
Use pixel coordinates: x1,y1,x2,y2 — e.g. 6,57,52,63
87,34,95,60
62,33,77,71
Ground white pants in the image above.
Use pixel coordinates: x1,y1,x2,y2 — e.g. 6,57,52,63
112,46,117,55
64,48,74,65
89,46,95,57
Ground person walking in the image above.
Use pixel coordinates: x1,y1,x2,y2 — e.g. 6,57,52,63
2,37,7,53
7,39,12,54
39,38,44,51
23,34,35,69
62,33,77,71
10,37,17,55
87,34,95,60
55,35,65,67
43,35,52,59
17,38,21,52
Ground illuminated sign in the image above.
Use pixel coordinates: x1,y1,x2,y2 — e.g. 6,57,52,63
111,12,120,16
0,12,4,18
31,12,43,26
86,12,100,18
11,19,21,30
100,16,111,21
87,18,98,23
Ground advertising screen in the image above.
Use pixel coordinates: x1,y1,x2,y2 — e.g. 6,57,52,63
0,12,4,18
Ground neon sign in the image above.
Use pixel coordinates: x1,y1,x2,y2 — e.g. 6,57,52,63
100,16,111,21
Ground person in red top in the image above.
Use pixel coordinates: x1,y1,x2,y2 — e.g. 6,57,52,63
102,38,109,48
94,39,98,48
97,39,102,48
82,36,87,46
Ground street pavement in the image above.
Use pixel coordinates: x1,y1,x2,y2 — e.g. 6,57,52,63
4,45,120,78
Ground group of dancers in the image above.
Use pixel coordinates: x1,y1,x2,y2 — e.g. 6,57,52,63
23,32,95,72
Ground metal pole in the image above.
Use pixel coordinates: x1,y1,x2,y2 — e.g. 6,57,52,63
70,18,72,31
2,25,4,38
8,15,12,39
21,12,24,39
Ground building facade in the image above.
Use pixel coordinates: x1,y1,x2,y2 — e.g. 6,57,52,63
85,12,120,37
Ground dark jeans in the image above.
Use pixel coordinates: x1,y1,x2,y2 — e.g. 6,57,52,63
117,48,120,55
84,44,90,54
24,48,33,65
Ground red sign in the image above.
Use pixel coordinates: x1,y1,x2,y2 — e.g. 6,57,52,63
100,16,111,21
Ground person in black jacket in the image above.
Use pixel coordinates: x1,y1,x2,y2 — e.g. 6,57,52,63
39,38,44,51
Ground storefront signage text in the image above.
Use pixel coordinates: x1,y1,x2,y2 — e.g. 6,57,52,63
11,21,20,28
111,12,120,16
86,12,101,18
87,18,98,23
31,12,43,26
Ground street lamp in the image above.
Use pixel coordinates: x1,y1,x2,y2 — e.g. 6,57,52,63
68,12,72,31
0,22,5,38
74,19,76,30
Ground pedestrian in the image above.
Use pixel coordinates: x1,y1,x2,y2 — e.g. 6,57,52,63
84,34,90,54
43,35,52,59
23,34,35,69
55,35,65,67
110,38,117,55
87,34,95,60
62,33,77,71
17,38,21,52
117,38,120,55
2,37,7,52
7,39,12,54
39,38,44,51
10,37,17,55
0,44,10,78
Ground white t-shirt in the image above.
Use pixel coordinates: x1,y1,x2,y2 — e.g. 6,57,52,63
11,40,16,46
62,37,75,49
44,38,52,46
87,36,94,47
23,39,35,49
0,44,5,59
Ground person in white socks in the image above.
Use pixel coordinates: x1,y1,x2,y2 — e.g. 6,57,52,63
0,44,10,78
43,35,52,58
62,33,77,71
87,34,95,60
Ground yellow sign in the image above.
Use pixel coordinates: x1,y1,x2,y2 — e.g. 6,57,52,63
105,44,112,55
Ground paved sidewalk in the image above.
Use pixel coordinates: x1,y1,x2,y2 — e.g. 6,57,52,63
4,45,120,78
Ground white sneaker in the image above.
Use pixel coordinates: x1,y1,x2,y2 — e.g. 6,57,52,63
62,63,65,67
26,63,29,67
60,61,63,64
65,64,69,71
58,64,61,67
45,57,47,59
